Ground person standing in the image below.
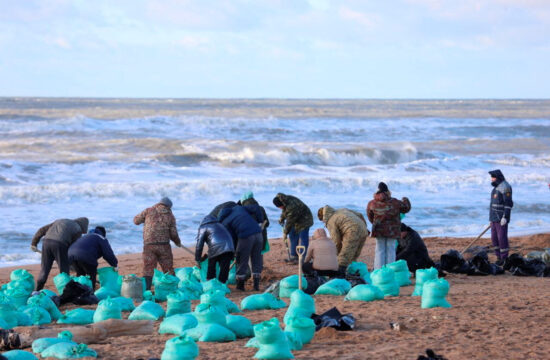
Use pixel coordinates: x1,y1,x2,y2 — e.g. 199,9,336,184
273,193,313,264
68,226,118,290
31,217,89,291
194,215,235,283
367,182,411,269
489,169,513,263
134,197,182,290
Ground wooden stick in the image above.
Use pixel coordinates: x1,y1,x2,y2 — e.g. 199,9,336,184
460,224,491,255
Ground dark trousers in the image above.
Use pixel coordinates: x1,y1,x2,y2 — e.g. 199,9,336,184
289,227,310,257
36,239,70,291
236,233,263,280
71,259,98,290
302,261,339,277
491,222,509,259
207,252,234,283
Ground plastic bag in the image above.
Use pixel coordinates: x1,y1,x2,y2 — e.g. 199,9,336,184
279,275,307,298
71,275,93,289
110,297,135,312
153,269,179,302
21,305,51,325
94,287,119,301
159,314,198,335
284,332,303,351
283,290,315,326
314,279,352,296
311,307,355,331
161,335,199,360
166,291,191,317
97,267,122,294
9,270,35,293
60,281,99,305
0,303,19,328
40,343,97,359
504,253,550,277
412,268,438,297
284,316,315,345
183,304,236,342
175,267,201,283
128,300,165,321
347,262,371,283
370,267,399,297
4,287,30,309
421,278,452,309
385,260,411,286
32,331,74,354
344,284,384,302
93,297,122,323
15,311,32,326
27,292,62,321
1,350,38,360
199,291,240,314
120,274,145,303
202,278,230,295
253,318,294,360
177,280,203,300
53,273,72,296
240,293,286,311
57,309,95,325
303,273,326,295
225,314,254,338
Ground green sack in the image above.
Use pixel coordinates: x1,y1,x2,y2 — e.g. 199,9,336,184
161,334,199,360
40,343,97,359
412,267,438,297
199,291,239,314
97,267,122,294
279,275,307,298
177,280,203,300
284,317,315,345
153,269,179,302
32,331,74,354
21,305,52,325
253,318,294,359
143,290,155,302
344,284,384,302
314,279,352,296
1,350,39,360
9,270,35,293
0,292,15,308
202,278,230,295
166,291,192,317
370,267,399,297
175,267,201,283
110,296,135,312
225,314,254,338
15,311,32,327
284,332,303,351
421,278,452,309
27,292,62,321
0,303,18,328
159,314,198,335
347,262,371,283
53,273,72,295
183,303,236,342
72,275,93,289
94,287,120,301
385,260,411,287
0,318,9,329
283,290,315,325
128,300,165,321
241,293,287,311
4,287,30,309
39,289,58,298
57,309,95,325
93,297,122,323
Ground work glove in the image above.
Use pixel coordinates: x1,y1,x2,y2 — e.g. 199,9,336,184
30,245,39,253
500,217,508,226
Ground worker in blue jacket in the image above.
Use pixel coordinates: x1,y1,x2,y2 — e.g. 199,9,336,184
489,169,513,263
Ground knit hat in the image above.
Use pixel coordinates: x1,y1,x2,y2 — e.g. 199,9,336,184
272,196,283,208
241,191,254,203
159,197,173,208
378,182,389,193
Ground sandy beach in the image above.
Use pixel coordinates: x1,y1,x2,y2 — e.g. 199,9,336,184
2,233,550,359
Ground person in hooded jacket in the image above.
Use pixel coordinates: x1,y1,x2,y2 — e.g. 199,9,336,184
489,169,513,263
31,217,89,291
194,215,235,283
397,223,434,273
134,197,182,290
209,201,238,218
302,228,339,277
367,182,411,269
68,226,118,290
241,191,269,250
218,204,264,291
318,205,369,273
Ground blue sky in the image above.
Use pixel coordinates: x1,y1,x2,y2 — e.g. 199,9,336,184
1,0,549,98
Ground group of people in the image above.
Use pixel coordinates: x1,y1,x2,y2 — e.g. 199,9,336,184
30,169,513,292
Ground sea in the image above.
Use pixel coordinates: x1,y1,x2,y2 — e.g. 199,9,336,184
1,98,549,267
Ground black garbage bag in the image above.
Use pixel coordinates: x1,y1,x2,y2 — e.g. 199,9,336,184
59,280,99,305
311,307,355,331
439,250,471,273
417,349,448,360
468,251,504,276
303,273,326,295
503,253,550,277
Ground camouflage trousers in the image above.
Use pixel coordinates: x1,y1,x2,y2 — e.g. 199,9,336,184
142,243,174,277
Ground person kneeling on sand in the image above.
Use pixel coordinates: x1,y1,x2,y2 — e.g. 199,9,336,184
397,223,434,273
318,205,369,274
31,217,89,291
302,228,339,277
194,215,235,283
68,226,118,290
134,197,182,290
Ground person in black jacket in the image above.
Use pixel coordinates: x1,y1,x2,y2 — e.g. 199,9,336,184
194,215,235,283
209,201,237,218
68,226,118,290
489,169,513,262
219,204,264,291
397,223,435,273
241,191,269,251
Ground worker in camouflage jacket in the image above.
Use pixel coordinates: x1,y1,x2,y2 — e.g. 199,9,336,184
318,205,369,272
489,169,513,262
273,193,314,263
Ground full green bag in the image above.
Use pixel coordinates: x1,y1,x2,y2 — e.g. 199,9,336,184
225,314,254,338
15,311,32,327
284,332,303,351
412,267,438,296
27,292,62,321
40,343,97,359
57,309,95,325
4,287,30,309
344,284,384,302
253,318,294,359
385,260,411,287
0,303,18,328
53,273,72,295
153,269,179,302
202,278,230,295
128,300,165,321
166,291,192,317
283,290,315,325
72,275,93,289
93,297,122,323
347,262,371,283
32,331,74,354
94,287,119,301
1,350,39,360
183,303,236,342
0,318,8,329
175,267,201,283
240,293,287,311
279,276,307,298
421,278,452,309
97,267,122,294
199,291,240,314
314,279,352,296
110,296,135,312
9,269,35,293
177,280,203,300
370,267,399,297
284,317,315,345
159,314,198,335
161,335,199,360
21,305,52,325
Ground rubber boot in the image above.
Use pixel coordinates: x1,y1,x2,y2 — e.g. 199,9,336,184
253,276,260,291
236,279,245,291
144,276,153,291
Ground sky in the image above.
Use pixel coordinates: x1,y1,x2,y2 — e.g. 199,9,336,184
1,0,549,98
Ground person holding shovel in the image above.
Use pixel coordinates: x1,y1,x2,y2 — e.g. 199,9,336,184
489,169,513,264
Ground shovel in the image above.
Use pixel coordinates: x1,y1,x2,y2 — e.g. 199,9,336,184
296,245,306,290
460,224,491,255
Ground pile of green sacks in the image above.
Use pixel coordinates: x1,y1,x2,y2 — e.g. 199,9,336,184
53,273,93,295
412,267,438,296
0,269,35,310
32,331,98,359
94,267,123,300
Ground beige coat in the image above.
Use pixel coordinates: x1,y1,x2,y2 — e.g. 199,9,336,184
304,228,339,271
